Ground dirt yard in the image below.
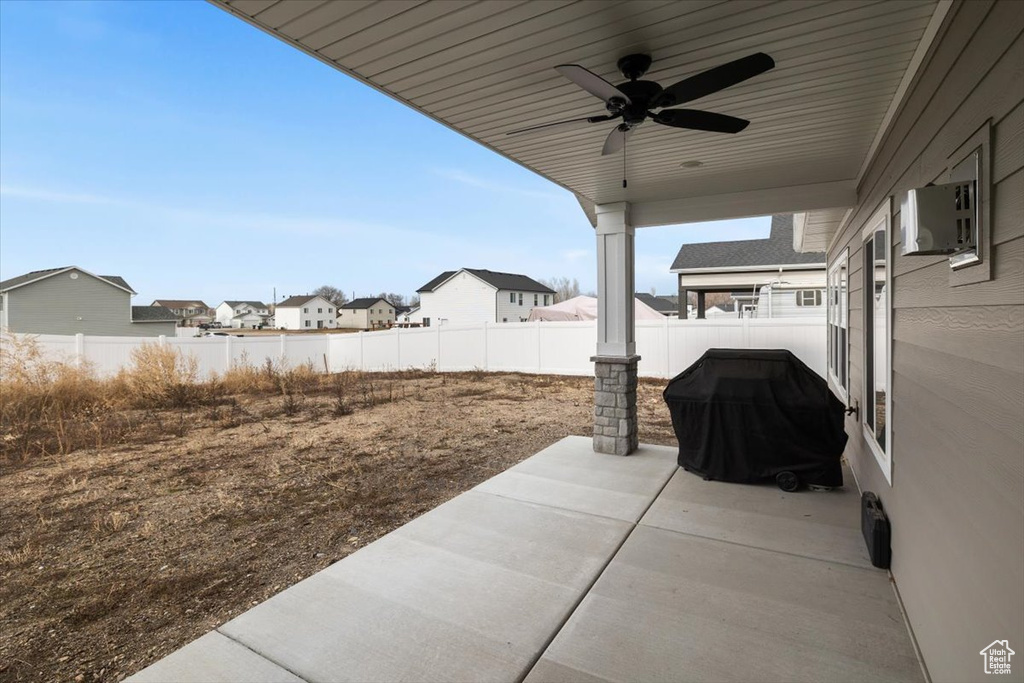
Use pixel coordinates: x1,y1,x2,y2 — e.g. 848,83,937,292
0,371,677,683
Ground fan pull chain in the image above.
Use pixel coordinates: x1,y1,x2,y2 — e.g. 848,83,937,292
622,134,628,189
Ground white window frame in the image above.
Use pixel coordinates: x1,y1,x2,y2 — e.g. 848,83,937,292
826,248,849,404
796,290,822,306
862,200,893,484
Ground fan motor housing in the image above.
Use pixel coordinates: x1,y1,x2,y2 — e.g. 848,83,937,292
615,80,664,124
617,53,652,80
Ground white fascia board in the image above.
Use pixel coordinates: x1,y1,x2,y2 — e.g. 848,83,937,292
793,212,808,251
670,263,827,274
629,180,856,229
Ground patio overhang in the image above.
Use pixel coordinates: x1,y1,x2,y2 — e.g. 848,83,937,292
211,0,950,237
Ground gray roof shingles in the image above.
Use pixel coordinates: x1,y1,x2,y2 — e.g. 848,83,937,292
0,267,135,293
341,297,392,310
418,268,554,294
670,215,825,271
132,306,178,322
635,293,677,313
224,300,269,309
275,295,318,308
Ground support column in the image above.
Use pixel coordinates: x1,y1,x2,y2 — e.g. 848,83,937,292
592,202,640,455
696,291,706,319
679,286,689,319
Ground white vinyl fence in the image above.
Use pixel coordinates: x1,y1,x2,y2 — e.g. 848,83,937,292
6,318,826,380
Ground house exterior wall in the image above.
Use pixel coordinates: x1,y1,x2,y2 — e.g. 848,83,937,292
216,303,270,328
276,297,337,330
825,3,1023,680
215,304,235,327
496,289,551,323
677,266,826,292
417,271,496,326
367,301,395,328
336,308,368,329
753,286,827,319
2,269,161,337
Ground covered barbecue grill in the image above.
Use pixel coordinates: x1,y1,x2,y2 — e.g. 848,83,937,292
663,349,847,491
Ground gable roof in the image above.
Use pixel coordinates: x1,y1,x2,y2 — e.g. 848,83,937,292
341,297,392,310
417,268,554,294
131,305,178,322
276,295,332,308
152,299,209,309
635,293,677,314
222,300,268,309
0,266,136,294
670,215,826,272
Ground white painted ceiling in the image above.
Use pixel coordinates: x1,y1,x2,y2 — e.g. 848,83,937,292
212,0,943,235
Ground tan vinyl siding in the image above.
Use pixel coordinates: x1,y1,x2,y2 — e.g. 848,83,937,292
826,3,1023,681
4,269,165,337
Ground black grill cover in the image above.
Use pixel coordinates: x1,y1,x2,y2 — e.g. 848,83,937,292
663,349,847,487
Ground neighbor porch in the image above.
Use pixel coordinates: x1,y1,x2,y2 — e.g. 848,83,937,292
129,435,923,683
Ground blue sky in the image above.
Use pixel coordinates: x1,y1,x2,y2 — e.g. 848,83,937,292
0,0,770,306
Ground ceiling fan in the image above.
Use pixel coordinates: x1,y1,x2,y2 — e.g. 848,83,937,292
507,52,775,156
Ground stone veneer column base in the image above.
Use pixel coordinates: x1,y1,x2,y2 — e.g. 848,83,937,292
591,354,640,455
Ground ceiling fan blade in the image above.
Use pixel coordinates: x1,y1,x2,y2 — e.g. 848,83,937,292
506,113,618,136
601,124,633,156
653,108,750,134
556,64,632,105
653,52,775,108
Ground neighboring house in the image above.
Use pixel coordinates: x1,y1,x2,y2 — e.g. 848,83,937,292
670,214,825,319
151,299,214,327
336,297,395,330
274,295,337,330
0,266,177,337
752,284,829,319
635,293,678,317
397,305,420,325
215,301,272,329
705,302,738,319
416,268,555,326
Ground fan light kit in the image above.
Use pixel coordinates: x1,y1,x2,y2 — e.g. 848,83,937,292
507,52,775,187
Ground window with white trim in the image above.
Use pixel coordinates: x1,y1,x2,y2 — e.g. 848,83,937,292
796,290,823,306
509,292,515,303
863,201,892,483
827,249,849,402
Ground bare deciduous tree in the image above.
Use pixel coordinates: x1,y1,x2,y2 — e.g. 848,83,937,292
313,285,348,307
539,276,581,303
376,292,408,308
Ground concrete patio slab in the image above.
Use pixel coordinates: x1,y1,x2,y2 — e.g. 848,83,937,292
641,466,872,568
126,631,304,683
129,437,922,683
474,436,678,522
527,525,923,683
216,490,631,683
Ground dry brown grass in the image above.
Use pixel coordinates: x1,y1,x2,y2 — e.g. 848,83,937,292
0,336,442,464
0,350,680,682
